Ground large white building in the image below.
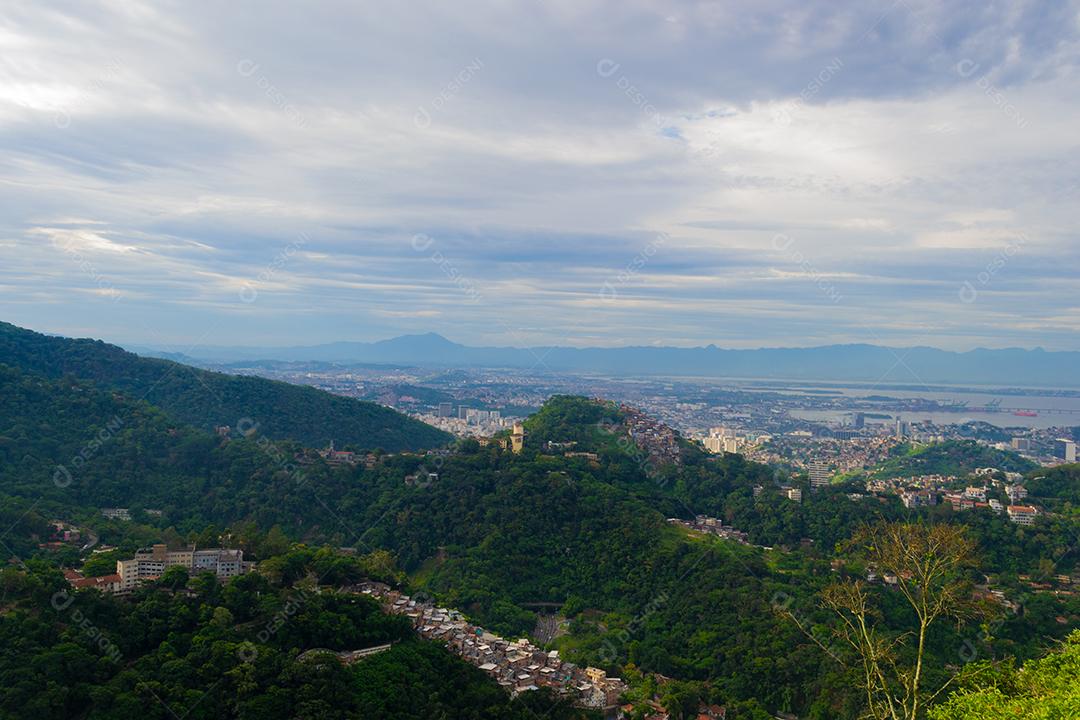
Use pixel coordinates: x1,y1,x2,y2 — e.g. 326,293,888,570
1006,505,1038,526
702,430,741,454
116,544,253,592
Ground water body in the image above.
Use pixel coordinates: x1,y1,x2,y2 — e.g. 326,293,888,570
775,384,1080,429
787,408,1076,430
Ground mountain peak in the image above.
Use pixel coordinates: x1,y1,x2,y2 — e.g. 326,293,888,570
373,332,460,350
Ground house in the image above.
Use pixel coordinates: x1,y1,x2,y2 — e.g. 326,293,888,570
963,486,988,501
318,441,357,465
944,494,975,511
63,569,123,593
1007,505,1038,526
1005,484,1028,502
697,705,727,719
901,490,936,508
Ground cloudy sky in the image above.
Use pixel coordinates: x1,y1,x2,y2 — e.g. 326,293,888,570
2,1,1079,352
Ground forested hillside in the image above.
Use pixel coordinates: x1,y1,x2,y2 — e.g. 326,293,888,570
873,439,1038,478
928,630,1080,720
0,322,451,451
2,378,1077,718
0,552,590,720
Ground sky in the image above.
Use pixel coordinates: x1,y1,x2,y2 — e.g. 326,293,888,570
1,0,1079,353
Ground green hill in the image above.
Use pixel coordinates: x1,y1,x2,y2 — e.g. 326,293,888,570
873,439,1037,478
3,387,1074,719
0,553,588,720
0,321,451,451
930,631,1080,720
1026,463,1080,504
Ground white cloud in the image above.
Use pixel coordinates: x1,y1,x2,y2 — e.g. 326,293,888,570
0,0,1078,351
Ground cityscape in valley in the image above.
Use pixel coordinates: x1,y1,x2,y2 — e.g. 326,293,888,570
4,2,1080,719
193,351,1080,476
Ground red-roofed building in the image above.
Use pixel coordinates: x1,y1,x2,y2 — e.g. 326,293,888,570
64,569,123,593
1007,505,1038,526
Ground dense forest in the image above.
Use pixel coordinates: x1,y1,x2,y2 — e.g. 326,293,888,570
928,630,1080,719
871,439,1038,478
0,326,1077,718
0,554,590,720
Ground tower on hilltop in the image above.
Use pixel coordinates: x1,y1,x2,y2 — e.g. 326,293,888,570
511,422,524,454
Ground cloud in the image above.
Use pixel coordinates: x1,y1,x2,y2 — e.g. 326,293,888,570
0,0,1078,351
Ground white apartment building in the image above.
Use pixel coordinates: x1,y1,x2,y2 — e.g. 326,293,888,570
808,460,831,489
703,432,741,454
116,544,253,592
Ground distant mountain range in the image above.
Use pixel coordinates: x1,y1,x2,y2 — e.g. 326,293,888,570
133,332,1080,387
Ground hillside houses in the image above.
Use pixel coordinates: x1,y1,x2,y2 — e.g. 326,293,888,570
668,516,750,545
352,582,626,712
620,404,682,467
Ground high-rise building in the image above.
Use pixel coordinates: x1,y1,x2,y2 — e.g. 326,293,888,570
854,412,865,429
1055,438,1077,463
808,460,831,489
458,406,470,419
702,436,723,453
437,402,454,418
1011,437,1031,452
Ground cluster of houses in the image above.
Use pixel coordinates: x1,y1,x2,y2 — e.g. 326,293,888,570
311,442,379,468
38,520,81,551
667,516,749,545
620,404,682,467
939,485,1038,525
865,471,1042,525
351,582,627,713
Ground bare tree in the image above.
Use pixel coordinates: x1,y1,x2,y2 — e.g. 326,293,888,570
785,523,984,720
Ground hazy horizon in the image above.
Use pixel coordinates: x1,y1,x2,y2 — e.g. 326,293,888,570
121,329,1070,355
